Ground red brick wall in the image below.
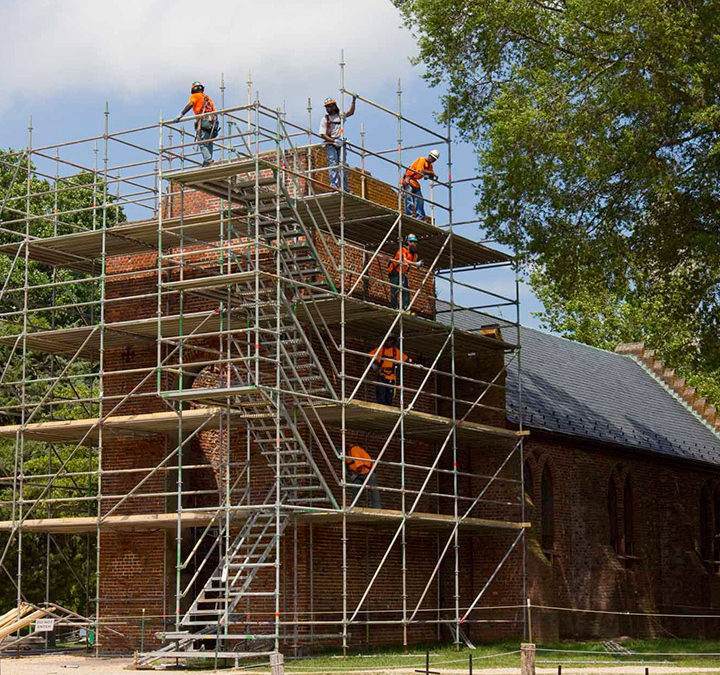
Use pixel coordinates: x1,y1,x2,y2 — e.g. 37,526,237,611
523,432,720,641
95,162,521,653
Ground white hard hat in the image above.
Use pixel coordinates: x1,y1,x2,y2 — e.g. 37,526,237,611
429,149,440,160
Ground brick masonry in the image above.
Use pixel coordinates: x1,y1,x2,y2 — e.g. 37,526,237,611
94,155,720,653
523,432,720,641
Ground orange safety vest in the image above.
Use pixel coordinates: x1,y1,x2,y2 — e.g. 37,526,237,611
402,156,435,189
346,445,373,474
388,246,418,275
189,92,217,115
368,345,408,382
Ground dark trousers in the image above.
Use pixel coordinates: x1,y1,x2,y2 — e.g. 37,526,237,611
388,270,409,310
349,471,382,509
376,375,395,406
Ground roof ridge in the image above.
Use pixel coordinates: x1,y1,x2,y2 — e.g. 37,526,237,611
615,343,720,440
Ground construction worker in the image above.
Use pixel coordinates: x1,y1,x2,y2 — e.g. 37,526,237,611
369,334,410,406
401,149,440,221
173,82,218,167
345,445,382,509
387,234,420,311
319,94,357,191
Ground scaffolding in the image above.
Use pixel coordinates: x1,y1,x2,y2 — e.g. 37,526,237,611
0,71,528,665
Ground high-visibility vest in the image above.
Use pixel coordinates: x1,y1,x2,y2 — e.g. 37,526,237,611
388,246,418,274
402,157,434,189
346,445,372,474
368,345,408,382
189,92,216,115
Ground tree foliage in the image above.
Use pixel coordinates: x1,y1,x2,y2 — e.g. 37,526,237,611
395,0,720,402
0,149,124,613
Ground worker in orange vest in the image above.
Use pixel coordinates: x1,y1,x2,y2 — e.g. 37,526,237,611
173,82,219,167
387,234,420,311
368,334,410,406
345,445,381,509
401,149,439,221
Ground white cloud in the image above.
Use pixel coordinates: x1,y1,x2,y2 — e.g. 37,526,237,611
2,0,418,114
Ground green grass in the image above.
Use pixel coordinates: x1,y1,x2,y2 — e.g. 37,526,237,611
283,638,720,672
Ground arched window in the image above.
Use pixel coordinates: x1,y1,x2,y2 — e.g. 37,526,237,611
623,477,634,557
541,464,554,556
524,460,534,505
700,483,713,569
608,476,619,555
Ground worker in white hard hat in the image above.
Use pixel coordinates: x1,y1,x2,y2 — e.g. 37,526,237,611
319,94,357,191
401,149,440,221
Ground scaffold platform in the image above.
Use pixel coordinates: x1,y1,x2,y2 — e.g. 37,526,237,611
0,506,529,535
0,407,230,445
0,94,527,659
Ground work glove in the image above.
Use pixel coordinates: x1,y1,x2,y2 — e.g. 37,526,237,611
334,137,343,148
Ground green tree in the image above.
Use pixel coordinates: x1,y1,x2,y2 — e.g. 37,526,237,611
395,0,720,403
0,149,124,614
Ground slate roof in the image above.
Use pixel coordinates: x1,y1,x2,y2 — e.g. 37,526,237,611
435,302,720,466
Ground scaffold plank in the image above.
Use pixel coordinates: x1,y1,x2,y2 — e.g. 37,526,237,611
165,158,277,203
0,511,219,534
0,506,528,534
297,296,517,353
0,310,222,357
0,212,249,273
311,399,527,444
299,507,529,532
162,270,259,293
166,157,510,269
297,192,510,269
0,407,230,445
162,385,263,403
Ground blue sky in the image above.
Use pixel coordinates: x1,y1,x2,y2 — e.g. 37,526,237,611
0,0,544,327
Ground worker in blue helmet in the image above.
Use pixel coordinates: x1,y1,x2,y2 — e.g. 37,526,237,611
387,234,421,311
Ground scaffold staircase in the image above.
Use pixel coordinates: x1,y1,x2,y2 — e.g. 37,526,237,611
144,160,342,663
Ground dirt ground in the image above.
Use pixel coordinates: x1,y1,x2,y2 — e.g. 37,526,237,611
2,654,720,675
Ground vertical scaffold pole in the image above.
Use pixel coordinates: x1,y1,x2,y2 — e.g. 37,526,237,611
396,78,408,650
339,48,349,658
45,149,61,643
220,72,226,161
446,112,460,648
517,266,528,639
274,107,283,652
16,116,33,631
96,101,109,654
247,71,253,140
